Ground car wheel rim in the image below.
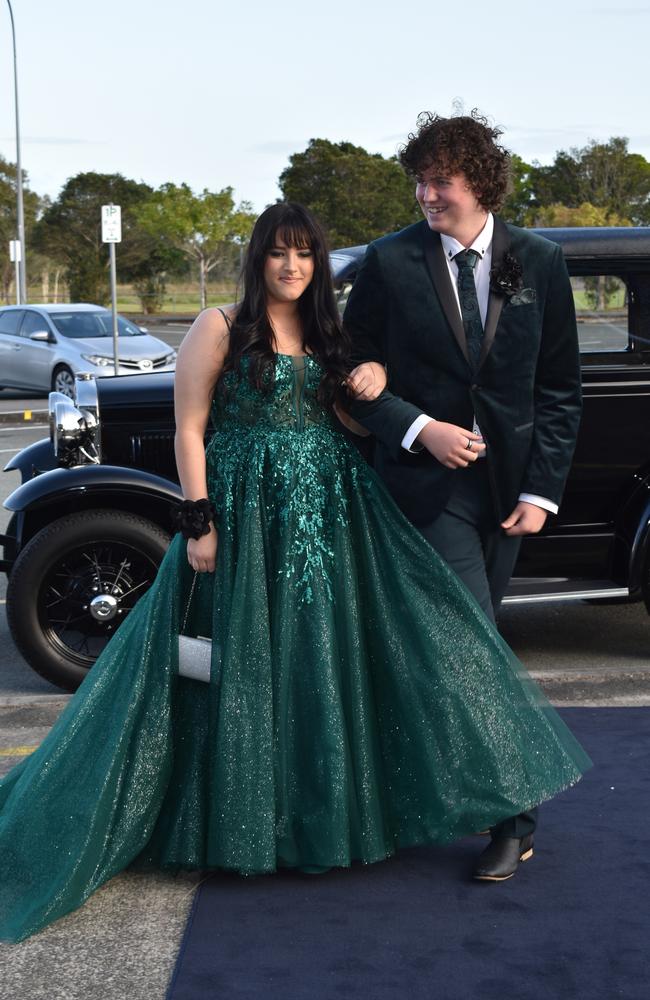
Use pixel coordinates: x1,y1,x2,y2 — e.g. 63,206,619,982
54,369,75,397
37,540,160,668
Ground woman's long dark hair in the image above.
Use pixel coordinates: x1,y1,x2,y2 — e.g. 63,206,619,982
221,202,350,405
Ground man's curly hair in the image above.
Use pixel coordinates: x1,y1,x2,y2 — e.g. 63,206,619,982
399,110,511,212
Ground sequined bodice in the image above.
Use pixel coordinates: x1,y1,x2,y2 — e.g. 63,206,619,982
206,353,372,604
211,354,335,434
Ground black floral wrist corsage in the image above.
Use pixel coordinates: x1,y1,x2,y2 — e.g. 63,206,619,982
172,498,216,540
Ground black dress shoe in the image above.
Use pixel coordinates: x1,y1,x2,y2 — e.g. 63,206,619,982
472,834,534,881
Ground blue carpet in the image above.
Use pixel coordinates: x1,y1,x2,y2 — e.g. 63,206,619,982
166,708,650,1000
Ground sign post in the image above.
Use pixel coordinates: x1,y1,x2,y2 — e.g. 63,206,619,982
101,205,122,375
9,240,21,304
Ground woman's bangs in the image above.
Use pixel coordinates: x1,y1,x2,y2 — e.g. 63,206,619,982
272,221,313,251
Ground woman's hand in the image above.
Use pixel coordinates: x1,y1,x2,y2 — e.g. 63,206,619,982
346,362,387,401
187,525,218,573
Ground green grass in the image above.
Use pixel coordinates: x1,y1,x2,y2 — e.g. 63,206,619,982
573,290,626,311
116,295,235,315
20,282,238,316
117,282,237,315
23,283,626,316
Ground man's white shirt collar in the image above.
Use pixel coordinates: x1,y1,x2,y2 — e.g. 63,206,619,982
440,213,494,260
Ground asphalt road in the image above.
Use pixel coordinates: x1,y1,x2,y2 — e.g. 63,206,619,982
576,318,627,352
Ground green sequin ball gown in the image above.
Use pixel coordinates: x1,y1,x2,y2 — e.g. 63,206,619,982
0,355,591,941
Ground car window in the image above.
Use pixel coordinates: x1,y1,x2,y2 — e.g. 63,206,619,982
20,311,50,337
336,282,353,316
570,275,628,353
0,310,24,336
47,311,144,339
97,313,144,338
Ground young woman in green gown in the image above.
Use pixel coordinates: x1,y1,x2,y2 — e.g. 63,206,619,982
0,203,590,942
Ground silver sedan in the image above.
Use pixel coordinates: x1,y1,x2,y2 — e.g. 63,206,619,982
0,303,177,396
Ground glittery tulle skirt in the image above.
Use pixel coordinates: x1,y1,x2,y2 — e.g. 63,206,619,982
0,423,590,941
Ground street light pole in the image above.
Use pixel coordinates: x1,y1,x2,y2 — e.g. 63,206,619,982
5,0,27,303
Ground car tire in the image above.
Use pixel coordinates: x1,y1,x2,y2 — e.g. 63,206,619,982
6,509,171,691
2,513,18,578
51,365,76,398
643,550,650,617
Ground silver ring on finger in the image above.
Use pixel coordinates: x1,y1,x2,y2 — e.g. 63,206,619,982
466,437,473,451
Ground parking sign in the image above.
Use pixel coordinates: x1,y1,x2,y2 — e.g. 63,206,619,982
101,204,122,243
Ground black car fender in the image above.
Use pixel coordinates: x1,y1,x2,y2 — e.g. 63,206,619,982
3,437,57,482
4,464,183,557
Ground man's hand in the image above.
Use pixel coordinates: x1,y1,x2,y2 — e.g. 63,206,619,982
416,420,486,468
346,362,387,401
501,502,548,537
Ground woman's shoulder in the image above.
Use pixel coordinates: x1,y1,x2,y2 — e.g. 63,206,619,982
195,306,237,332
179,307,234,364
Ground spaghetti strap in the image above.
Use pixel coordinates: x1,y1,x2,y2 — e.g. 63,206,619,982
217,307,232,329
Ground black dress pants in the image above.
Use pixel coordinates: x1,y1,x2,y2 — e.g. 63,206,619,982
417,460,520,624
417,460,537,838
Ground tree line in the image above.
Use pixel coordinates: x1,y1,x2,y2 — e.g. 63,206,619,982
2,135,649,310
280,136,650,239
0,161,256,311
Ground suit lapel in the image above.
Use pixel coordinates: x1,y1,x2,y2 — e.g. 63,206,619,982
479,216,511,367
421,225,470,365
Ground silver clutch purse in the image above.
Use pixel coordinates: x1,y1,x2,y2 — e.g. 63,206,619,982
178,573,213,683
178,634,212,683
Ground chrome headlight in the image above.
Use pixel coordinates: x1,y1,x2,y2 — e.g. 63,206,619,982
81,353,113,367
49,373,102,467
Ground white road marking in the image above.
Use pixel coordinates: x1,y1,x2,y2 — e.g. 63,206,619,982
0,424,48,434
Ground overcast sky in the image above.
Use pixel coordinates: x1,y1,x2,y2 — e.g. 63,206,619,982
1,0,649,212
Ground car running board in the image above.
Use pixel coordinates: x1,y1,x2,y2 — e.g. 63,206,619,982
502,583,629,605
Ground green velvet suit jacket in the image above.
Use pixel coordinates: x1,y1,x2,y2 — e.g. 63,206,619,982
344,217,582,525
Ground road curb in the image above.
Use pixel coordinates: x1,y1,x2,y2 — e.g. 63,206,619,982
0,697,71,728
533,671,650,705
0,409,48,426
1,677,649,726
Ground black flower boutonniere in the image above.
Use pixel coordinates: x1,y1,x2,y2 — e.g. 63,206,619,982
490,252,536,306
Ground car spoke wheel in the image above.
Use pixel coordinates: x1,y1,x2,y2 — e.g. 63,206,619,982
40,542,158,663
6,510,170,691
52,365,75,398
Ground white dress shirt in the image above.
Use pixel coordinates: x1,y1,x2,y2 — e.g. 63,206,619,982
400,213,558,515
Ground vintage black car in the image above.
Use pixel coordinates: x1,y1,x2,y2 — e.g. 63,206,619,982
2,226,650,691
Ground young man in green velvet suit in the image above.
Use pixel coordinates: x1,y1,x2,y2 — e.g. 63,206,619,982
344,111,582,882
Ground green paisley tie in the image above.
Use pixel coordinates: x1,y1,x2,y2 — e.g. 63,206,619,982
455,249,483,370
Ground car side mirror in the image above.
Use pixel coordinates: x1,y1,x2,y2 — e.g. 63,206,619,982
29,330,54,342
138,326,148,333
